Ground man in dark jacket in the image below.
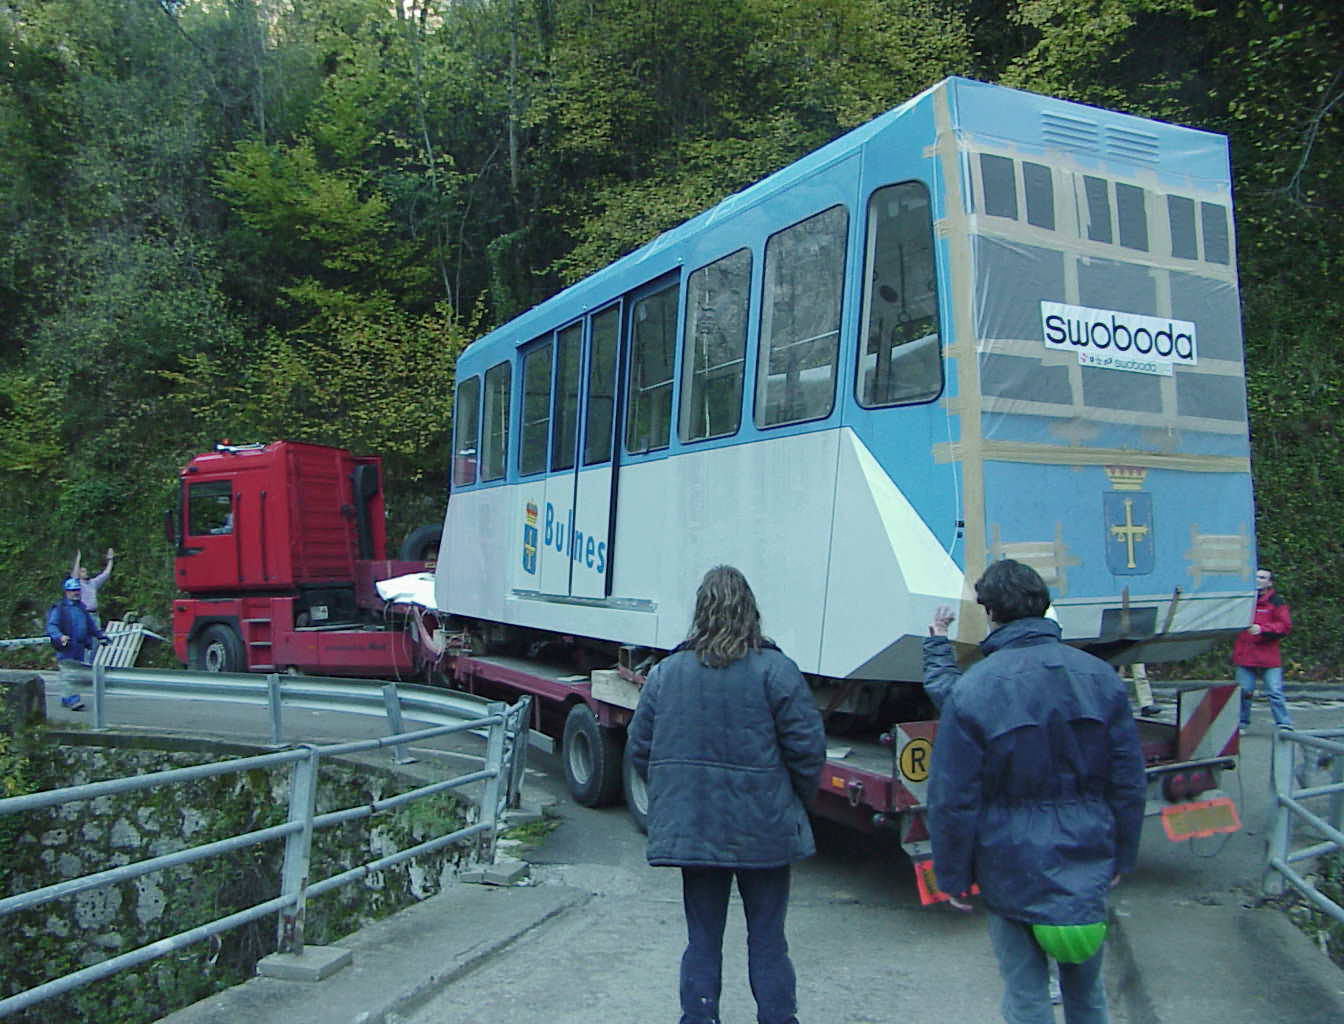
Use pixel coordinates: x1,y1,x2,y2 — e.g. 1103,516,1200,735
45,577,108,712
925,560,1145,1024
628,566,826,1024
1233,568,1293,730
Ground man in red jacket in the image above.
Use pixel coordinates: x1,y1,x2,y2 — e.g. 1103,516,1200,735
1235,568,1293,731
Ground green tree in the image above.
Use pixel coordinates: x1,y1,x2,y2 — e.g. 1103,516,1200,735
536,0,973,282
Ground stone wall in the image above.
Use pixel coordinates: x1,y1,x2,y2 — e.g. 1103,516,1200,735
1,729,469,1024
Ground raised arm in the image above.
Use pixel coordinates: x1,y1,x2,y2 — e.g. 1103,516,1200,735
922,605,962,712
90,548,114,586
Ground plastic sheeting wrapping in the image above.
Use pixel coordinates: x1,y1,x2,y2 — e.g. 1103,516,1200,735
933,79,1255,642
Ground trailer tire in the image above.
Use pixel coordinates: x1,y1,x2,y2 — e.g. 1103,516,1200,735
399,524,442,563
193,624,244,673
623,742,648,833
562,703,622,807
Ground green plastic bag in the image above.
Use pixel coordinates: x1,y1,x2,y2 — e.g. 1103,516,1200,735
1031,921,1107,964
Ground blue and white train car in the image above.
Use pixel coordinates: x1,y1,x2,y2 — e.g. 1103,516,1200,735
438,76,1255,692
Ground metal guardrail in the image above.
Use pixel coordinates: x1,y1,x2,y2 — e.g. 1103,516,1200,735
1264,727,1344,925
0,666,532,1019
69,662,526,760
0,625,158,650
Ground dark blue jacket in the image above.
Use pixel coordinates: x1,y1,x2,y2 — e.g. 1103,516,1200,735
45,598,104,663
627,645,826,868
925,618,1145,925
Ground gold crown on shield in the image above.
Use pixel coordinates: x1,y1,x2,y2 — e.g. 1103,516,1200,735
1104,465,1148,491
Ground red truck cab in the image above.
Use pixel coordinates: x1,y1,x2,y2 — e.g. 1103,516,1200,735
169,441,435,676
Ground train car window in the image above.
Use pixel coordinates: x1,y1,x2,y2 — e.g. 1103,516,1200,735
480,361,511,482
755,205,848,428
680,248,751,443
1083,175,1113,243
1023,161,1054,230
1168,195,1198,259
1116,183,1149,251
980,154,1018,219
519,342,552,475
452,375,480,487
856,183,942,408
584,306,620,465
1201,202,1230,264
551,322,582,471
626,286,677,454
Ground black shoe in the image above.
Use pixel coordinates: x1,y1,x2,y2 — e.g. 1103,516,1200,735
1141,705,1161,716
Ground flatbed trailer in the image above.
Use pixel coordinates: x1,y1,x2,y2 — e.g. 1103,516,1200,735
439,650,1241,902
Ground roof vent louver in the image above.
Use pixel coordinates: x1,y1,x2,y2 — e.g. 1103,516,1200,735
1041,112,1100,155
1106,126,1160,166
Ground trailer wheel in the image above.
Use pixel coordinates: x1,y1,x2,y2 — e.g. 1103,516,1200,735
193,624,244,673
623,742,648,833
562,704,622,807
399,524,442,563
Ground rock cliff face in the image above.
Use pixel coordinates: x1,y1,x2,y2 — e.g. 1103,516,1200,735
1,729,467,1024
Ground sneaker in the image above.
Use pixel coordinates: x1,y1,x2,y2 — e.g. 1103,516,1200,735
1141,705,1161,717
60,694,86,711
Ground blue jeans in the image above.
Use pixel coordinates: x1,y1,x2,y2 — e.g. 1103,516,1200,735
679,866,797,1024
1236,665,1291,727
56,658,85,698
986,913,1108,1024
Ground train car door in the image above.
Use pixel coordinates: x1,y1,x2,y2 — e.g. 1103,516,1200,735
537,320,583,596
569,304,621,598
537,305,622,599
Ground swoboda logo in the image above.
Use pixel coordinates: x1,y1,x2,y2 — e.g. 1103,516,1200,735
1041,301,1197,376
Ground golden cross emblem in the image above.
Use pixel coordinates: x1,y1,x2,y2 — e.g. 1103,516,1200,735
1109,498,1150,569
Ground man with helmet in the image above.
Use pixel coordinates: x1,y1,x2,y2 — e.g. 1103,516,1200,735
44,577,109,712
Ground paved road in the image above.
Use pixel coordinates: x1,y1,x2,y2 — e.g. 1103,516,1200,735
38,681,1344,1023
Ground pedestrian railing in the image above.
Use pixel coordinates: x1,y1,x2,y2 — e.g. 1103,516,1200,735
1264,726,1344,926
0,667,532,1019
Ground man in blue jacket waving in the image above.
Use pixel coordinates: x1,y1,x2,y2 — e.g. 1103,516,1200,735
45,577,108,712
925,559,1145,1024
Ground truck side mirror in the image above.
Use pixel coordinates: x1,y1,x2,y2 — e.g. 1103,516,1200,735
351,463,380,560
354,463,380,500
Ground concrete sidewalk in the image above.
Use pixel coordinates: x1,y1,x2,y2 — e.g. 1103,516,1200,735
157,880,591,1024
155,861,1344,1024
158,863,1011,1024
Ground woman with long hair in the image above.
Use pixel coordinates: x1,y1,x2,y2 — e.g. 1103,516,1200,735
627,565,826,1024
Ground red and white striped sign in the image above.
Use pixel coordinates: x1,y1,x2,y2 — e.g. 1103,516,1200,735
1176,684,1240,761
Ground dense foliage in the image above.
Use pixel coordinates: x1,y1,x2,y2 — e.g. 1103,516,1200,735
0,0,1340,673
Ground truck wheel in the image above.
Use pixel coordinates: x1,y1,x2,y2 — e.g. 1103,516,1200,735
623,742,648,833
399,524,442,563
562,703,622,807
194,624,244,673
